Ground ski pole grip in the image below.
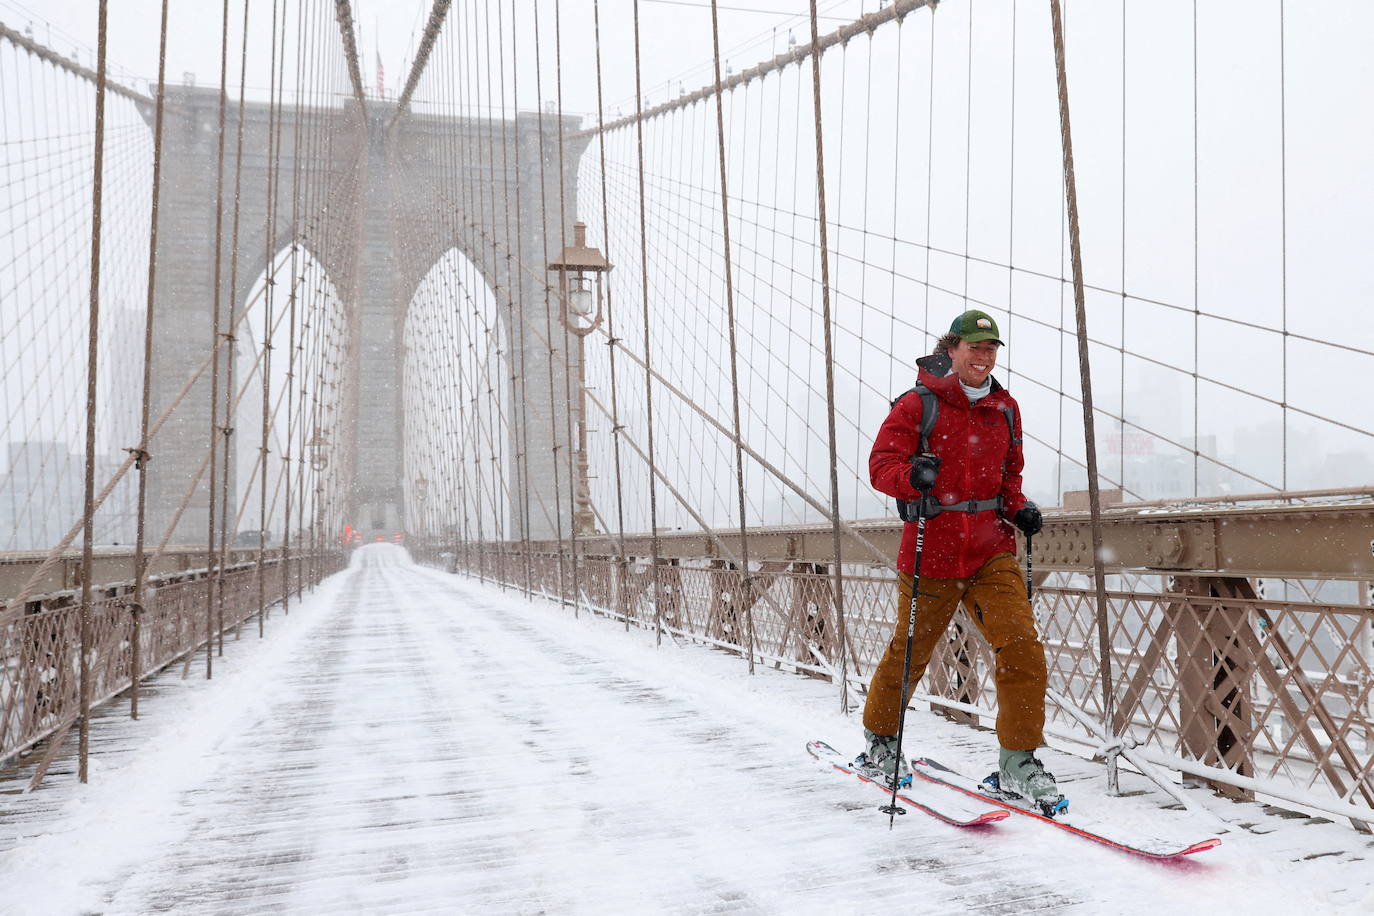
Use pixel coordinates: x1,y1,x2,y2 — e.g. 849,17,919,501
909,452,941,494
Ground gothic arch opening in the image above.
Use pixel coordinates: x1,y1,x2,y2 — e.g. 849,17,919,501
233,243,350,547
401,247,514,548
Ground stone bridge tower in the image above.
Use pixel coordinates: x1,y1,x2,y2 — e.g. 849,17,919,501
146,87,585,546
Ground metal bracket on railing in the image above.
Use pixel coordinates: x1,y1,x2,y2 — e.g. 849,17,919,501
1096,734,1138,795
1048,688,1228,829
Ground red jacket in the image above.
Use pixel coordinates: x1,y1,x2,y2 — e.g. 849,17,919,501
869,354,1028,578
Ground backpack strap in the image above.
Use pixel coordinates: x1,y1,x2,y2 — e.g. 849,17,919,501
892,385,940,522
892,385,940,454
999,404,1021,446
996,404,1021,519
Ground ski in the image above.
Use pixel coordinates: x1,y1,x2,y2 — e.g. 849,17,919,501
912,757,1222,860
807,741,1008,827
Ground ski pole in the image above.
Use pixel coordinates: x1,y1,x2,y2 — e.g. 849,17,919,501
1025,533,1034,602
881,454,938,827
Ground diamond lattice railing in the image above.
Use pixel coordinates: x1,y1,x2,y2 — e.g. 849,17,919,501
0,555,344,767
440,544,1374,822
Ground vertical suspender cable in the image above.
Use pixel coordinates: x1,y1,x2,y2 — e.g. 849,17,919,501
631,0,666,643
854,38,870,520
1278,0,1288,493
219,0,254,657
482,0,509,587
305,0,326,589
805,0,850,707
300,0,323,587
131,0,172,721
446,28,473,580
553,0,583,615
753,58,774,519
591,0,633,629
460,2,491,582
962,3,973,308
1191,0,1199,497
78,0,110,784
921,16,936,350
888,24,903,411
258,0,285,638
1119,0,1126,493
1048,0,1118,794
1007,4,1018,390
478,2,499,579
205,0,233,678
496,0,531,594
293,0,314,595
507,0,534,594
459,0,483,574
531,2,568,602
284,0,309,611
709,0,758,674
455,11,483,582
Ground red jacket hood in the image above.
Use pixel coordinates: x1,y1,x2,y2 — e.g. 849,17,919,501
914,353,1015,412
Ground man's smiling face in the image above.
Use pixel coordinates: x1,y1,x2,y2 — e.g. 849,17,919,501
949,338,1001,388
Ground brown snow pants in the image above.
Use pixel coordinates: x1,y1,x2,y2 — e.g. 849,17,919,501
861,553,1047,751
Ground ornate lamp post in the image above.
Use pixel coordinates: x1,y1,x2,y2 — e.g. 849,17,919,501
306,427,329,576
547,221,612,537
307,427,329,535
307,427,330,473
414,474,429,543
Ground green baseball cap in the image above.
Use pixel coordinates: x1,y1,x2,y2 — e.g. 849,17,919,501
949,309,1003,345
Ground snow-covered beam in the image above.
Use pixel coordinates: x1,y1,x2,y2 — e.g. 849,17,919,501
528,498,1374,581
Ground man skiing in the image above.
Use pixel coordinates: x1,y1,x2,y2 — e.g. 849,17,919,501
858,308,1064,815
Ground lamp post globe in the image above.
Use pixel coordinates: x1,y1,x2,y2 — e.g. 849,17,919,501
547,221,613,538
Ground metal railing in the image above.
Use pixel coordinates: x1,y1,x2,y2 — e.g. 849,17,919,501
426,541,1373,829
0,551,345,770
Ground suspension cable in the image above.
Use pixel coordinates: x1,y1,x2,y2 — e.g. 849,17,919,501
76,0,110,786
203,0,233,687
129,0,171,721
805,0,850,708
590,0,633,628
0,20,149,105
332,0,368,108
576,0,936,139
707,0,758,672
630,0,666,642
1049,0,1119,791
391,0,452,122
256,0,286,639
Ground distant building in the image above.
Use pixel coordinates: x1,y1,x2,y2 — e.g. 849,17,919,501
0,440,136,551
0,441,83,550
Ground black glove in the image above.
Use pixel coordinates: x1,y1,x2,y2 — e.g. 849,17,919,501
909,453,941,493
1013,502,1043,537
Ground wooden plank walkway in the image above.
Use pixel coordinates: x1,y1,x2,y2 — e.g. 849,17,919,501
1,545,1369,914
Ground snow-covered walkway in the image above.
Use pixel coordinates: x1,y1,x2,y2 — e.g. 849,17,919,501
1,545,1370,914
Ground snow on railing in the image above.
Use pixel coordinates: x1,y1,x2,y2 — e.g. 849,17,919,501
430,542,1374,830
0,552,344,772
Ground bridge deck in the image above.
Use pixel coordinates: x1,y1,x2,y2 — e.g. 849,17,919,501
1,546,1369,914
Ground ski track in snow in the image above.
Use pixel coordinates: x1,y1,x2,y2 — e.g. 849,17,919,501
1,544,1371,914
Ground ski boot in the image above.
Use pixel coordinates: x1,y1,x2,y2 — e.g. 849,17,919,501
853,728,912,788
984,748,1068,817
